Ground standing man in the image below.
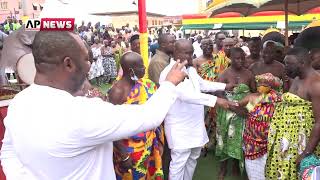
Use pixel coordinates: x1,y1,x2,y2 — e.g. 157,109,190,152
0,31,187,179
149,33,175,87
214,32,226,54
266,47,320,180
193,38,217,81
193,38,231,156
215,48,256,179
148,33,176,179
249,45,289,92
193,36,203,58
245,37,262,69
109,52,164,179
159,39,237,180
117,34,141,79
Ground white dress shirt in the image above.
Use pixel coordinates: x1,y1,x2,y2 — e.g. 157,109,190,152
1,82,178,180
159,59,226,150
192,41,203,58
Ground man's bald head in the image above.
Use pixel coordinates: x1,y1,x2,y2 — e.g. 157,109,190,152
120,52,145,79
223,38,235,58
174,39,194,66
174,39,193,52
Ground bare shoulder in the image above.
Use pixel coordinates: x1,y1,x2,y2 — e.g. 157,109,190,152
249,61,261,71
274,61,285,68
108,82,126,104
243,68,254,76
309,72,320,97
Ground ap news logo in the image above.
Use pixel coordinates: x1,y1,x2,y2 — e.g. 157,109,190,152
26,18,75,31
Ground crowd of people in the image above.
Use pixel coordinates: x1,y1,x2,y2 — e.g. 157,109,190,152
1,16,320,180
78,25,320,180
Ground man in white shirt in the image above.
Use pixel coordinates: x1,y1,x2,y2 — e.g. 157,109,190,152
159,39,236,180
0,31,188,180
192,36,203,58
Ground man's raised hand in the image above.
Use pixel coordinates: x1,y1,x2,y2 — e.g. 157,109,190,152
165,60,188,86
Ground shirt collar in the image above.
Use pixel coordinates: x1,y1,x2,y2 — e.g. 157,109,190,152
156,49,170,63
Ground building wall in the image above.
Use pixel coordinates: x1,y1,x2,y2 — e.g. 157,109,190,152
111,13,164,28
198,0,207,13
0,0,45,22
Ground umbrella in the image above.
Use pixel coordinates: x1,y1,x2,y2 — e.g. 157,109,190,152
207,0,272,16
306,20,320,29
207,0,320,45
209,0,320,16
250,0,320,46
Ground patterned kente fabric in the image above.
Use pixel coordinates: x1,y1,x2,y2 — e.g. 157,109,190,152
197,50,230,82
243,89,281,160
114,78,164,180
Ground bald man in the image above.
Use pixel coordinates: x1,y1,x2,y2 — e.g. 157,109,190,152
0,31,187,180
108,52,165,179
159,39,237,180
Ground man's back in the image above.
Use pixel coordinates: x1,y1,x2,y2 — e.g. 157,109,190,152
1,84,115,179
